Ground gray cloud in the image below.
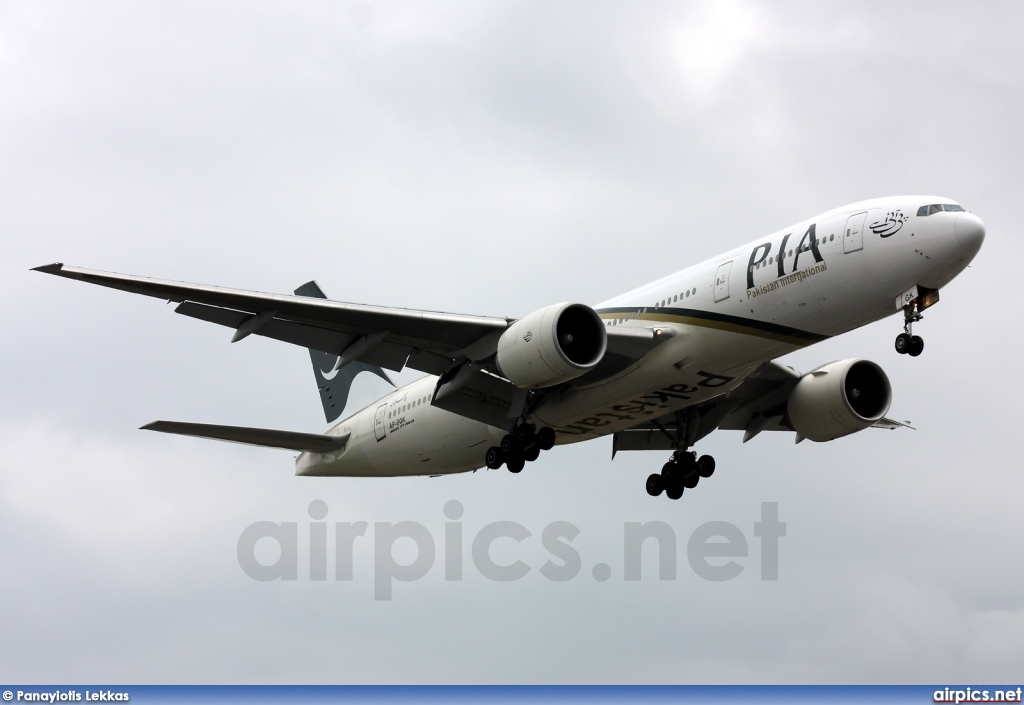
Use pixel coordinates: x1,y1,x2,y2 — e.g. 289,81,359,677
1,0,1022,684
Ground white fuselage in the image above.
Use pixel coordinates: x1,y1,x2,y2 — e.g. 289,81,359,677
295,196,984,477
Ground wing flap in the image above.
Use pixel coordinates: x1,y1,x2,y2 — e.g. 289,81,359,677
432,363,517,430
872,417,915,430
141,420,350,453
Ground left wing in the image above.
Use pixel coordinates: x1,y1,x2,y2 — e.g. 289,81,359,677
35,263,674,426
34,263,509,376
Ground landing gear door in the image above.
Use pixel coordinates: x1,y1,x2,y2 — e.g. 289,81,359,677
844,212,867,254
714,261,732,303
373,403,388,442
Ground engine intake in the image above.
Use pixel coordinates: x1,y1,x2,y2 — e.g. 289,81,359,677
495,303,607,389
787,359,892,442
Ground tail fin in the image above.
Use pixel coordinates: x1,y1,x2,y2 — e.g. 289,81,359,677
294,281,395,423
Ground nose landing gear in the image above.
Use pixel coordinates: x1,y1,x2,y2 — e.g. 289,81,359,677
895,303,924,357
645,450,716,500
894,286,941,357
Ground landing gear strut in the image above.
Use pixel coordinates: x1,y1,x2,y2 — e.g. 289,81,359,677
895,303,924,357
647,450,716,501
484,423,556,474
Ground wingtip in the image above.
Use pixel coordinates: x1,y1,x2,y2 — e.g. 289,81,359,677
31,262,64,274
139,421,161,431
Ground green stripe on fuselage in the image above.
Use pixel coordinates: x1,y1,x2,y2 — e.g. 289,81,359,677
597,307,828,346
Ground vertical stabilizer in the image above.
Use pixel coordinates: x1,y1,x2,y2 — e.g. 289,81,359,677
294,281,395,423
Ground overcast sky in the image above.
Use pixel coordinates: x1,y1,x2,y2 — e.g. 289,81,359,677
2,0,1023,684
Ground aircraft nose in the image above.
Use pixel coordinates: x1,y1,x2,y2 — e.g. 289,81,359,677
954,212,985,254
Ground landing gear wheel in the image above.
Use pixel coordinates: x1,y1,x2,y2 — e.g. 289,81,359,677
895,333,911,355
524,445,541,462
665,483,683,500
515,424,535,445
485,446,503,470
537,427,556,451
500,435,517,455
697,455,716,478
908,335,924,357
507,455,525,474
683,473,699,489
646,474,664,497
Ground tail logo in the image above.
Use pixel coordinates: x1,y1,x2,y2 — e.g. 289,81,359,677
294,279,395,423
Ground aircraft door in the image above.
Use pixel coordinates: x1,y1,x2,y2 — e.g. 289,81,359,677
714,261,732,303
843,212,867,254
373,403,388,442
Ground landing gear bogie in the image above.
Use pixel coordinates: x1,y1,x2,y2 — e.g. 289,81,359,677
486,424,557,474
649,450,716,500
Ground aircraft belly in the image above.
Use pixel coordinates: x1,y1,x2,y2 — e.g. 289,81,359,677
535,325,780,442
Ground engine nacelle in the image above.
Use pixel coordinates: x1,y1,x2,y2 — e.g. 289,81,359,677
787,359,892,442
495,303,607,389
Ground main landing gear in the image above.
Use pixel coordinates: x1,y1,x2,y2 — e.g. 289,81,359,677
645,450,716,501
485,423,556,474
894,303,924,357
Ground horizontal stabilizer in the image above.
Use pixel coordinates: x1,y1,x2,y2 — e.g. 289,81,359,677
141,421,350,453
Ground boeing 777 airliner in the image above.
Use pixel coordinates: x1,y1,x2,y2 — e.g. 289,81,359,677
35,195,985,499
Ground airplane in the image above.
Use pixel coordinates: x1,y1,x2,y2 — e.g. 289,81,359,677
33,195,985,500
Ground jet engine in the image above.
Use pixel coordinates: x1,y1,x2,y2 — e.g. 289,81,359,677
787,359,892,442
495,302,607,389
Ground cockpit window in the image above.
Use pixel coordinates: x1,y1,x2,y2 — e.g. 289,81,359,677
919,203,965,216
